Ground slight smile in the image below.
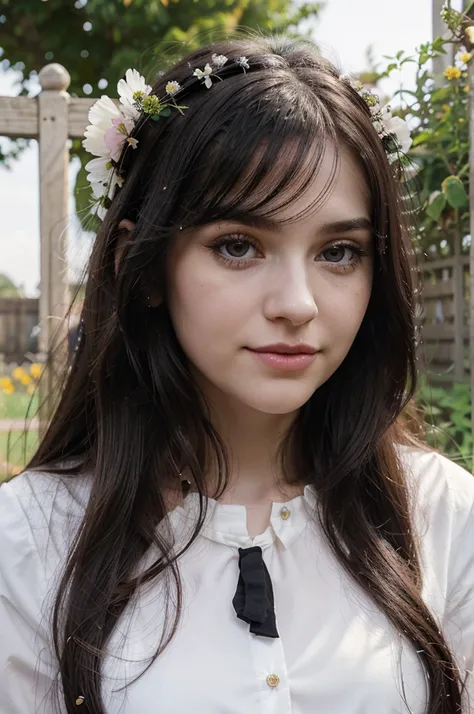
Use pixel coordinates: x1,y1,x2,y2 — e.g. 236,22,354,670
246,344,319,371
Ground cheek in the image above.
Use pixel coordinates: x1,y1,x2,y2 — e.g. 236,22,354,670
319,272,372,336
167,261,244,350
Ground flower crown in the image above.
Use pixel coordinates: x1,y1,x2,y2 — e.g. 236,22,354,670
83,59,412,221
339,75,412,162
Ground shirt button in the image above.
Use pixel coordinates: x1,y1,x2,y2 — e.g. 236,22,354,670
280,507,290,520
266,673,280,688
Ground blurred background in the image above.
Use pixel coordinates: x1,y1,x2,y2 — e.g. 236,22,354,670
0,0,472,479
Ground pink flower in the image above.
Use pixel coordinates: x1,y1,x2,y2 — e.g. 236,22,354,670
103,116,135,162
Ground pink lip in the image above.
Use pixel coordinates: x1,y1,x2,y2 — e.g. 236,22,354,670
252,343,317,355
247,346,318,372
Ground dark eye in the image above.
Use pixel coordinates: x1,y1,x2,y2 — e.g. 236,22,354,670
322,245,347,263
220,239,255,259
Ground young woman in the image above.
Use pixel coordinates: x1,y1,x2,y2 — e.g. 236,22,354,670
1,37,473,714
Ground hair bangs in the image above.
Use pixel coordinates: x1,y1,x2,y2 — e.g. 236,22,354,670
141,70,340,232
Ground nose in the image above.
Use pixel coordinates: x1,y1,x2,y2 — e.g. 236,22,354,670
263,263,318,326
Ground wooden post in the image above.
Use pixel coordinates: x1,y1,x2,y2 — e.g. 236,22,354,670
37,64,71,435
467,34,474,470
432,0,454,82
453,229,465,381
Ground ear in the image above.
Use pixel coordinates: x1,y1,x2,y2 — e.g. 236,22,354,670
116,219,136,273
116,219,162,308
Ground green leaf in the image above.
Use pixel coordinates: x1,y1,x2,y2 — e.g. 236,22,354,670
412,130,433,147
160,107,172,116
431,87,452,103
442,175,468,208
426,191,446,220
432,36,447,53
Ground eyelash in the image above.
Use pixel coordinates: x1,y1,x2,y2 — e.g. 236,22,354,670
207,234,370,273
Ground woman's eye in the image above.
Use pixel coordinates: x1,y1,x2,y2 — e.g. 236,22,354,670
216,238,258,260
321,244,358,264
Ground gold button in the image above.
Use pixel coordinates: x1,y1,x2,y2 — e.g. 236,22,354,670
266,673,280,688
280,507,290,520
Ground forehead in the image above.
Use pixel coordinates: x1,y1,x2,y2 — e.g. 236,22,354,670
217,137,371,230
269,142,371,226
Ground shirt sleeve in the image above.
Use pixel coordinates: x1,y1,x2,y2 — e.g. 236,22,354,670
0,480,60,714
401,447,474,711
443,495,474,711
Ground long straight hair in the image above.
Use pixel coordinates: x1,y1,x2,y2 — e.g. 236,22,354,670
24,36,463,713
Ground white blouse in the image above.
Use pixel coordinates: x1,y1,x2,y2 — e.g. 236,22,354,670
1,447,474,713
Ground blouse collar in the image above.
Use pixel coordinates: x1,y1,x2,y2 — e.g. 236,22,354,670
170,485,318,551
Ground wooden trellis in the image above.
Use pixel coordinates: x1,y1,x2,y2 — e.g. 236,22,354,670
0,63,94,430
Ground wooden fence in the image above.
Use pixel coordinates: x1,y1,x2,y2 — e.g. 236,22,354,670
0,64,94,426
0,298,39,364
418,254,470,382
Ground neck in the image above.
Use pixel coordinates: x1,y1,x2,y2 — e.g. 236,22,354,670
200,391,304,505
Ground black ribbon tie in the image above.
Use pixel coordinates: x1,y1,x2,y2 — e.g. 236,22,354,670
232,546,279,638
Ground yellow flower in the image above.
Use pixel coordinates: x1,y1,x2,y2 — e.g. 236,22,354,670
30,363,43,380
0,377,12,389
444,66,462,80
20,374,32,386
460,52,473,64
27,384,35,395
2,385,14,395
442,103,450,112
12,366,26,381
458,118,466,123
464,84,470,93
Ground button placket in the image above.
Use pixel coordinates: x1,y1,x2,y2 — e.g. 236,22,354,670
257,635,291,714
245,555,292,713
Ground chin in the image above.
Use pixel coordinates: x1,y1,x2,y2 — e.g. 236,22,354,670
236,385,319,416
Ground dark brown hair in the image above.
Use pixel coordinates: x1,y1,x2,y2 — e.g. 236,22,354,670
24,36,463,713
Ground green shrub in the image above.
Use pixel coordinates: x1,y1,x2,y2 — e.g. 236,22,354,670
415,377,472,471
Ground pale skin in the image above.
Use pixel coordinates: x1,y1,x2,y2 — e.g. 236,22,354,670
118,143,374,537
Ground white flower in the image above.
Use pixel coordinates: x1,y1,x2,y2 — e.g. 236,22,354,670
118,68,152,120
86,161,122,198
83,95,122,157
88,171,124,219
83,67,155,220
96,203,108,220
384,115,412,153
372,120,384,135
211,53,228,68
85,157,113,185
236,56,250,70
193,63,214,89
88,95,121,132
83,124,110,158
165,80,181,96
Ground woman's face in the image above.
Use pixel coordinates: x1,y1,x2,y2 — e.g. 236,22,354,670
166,144,374,416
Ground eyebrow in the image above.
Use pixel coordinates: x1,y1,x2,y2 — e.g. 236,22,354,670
213,213,373,236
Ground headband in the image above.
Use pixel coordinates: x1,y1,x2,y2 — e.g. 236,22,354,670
83,56,412,221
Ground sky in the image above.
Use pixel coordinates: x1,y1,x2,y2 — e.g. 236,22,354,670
0,0,457,295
